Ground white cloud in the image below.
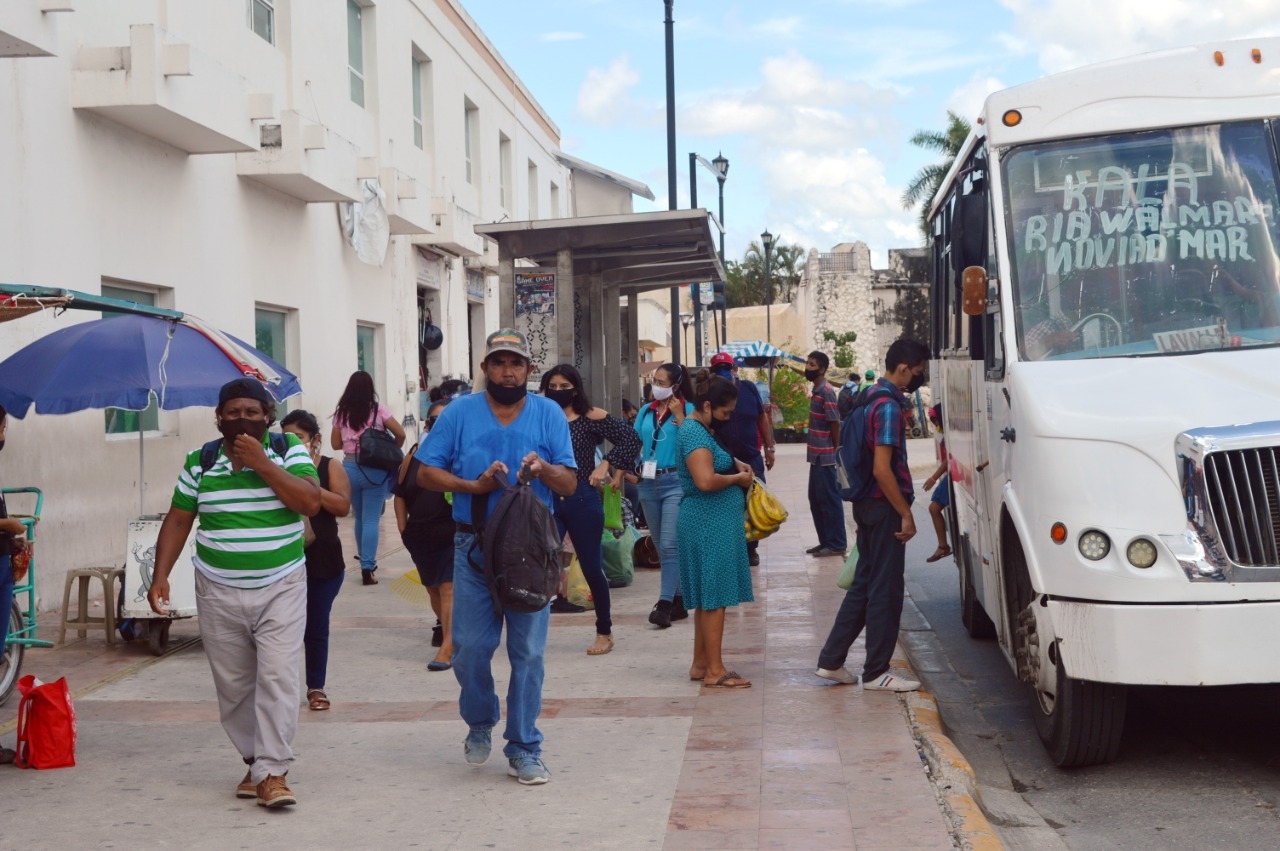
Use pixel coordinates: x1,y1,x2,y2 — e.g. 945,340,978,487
575,54,661,128
539,31,585,43
944,73,1005,124
748,17,804,39
999,0,1280,74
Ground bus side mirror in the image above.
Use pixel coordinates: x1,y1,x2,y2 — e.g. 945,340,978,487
962,266,987,316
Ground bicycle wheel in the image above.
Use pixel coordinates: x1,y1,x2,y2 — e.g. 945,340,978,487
0,601,25,707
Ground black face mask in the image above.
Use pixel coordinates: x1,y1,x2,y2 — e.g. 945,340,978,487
905,373,927,394
487,383,528,406
545,388,576,408
803,368,821,383
709,416,728,432
219,417,269,444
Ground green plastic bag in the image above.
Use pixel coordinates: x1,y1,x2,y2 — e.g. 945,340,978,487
603,485,623,531
602,526,637,587
837,545,859,590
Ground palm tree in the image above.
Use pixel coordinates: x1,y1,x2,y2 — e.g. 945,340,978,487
901,110,971,242
724,239,807,308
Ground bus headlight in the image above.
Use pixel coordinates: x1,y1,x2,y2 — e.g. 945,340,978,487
1126,538,1158,569
1079,530,1111,561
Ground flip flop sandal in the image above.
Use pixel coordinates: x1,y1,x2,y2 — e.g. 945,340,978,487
586,636,614,656
925,547,953,563
703,671,752,689
307,689,331,711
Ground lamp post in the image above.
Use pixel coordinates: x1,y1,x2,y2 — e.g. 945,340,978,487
680,312,694,360
689,151,730,365
761,229,774,346
712,152,729,344
664,0,680,366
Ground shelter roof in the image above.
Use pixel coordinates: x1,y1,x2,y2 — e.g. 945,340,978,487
475,209,724,294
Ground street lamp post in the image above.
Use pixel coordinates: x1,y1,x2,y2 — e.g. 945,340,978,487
712,152,729,344
689,151,730,365
680,313,693,360
761,229,774,346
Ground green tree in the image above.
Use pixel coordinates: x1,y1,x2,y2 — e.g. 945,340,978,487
901,110,971,242
724,239,806,308
821,329,858,370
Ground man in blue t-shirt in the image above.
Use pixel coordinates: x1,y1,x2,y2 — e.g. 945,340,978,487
710,352,775,566
417,329,577,786
815,338,931,693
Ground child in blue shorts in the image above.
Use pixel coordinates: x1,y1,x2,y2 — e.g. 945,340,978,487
923,405,951,563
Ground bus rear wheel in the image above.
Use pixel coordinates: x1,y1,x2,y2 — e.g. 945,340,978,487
1032,644,1127,767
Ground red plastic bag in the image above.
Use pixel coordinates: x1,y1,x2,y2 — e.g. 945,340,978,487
15,675,77,769
11,537,31,582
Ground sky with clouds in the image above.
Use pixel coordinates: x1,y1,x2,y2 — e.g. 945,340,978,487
460,0,1280,266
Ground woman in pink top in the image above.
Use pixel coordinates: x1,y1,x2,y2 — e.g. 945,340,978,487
329,371,406,585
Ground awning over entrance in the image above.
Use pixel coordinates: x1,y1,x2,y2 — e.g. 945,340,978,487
475,209,723,411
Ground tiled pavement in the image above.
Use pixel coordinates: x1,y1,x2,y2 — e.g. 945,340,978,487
0,443,961,850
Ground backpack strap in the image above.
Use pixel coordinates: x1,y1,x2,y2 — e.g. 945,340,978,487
200,433,292,473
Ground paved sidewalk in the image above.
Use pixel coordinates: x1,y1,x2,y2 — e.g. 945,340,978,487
1,444,961,849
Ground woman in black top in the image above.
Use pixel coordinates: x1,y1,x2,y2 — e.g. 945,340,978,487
394,400,457,671
540,365,642,656
281,410,351,711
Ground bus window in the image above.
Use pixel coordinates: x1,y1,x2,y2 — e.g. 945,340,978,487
1004,121,1280,361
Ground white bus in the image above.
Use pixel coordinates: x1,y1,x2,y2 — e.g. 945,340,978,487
928,38,1280,766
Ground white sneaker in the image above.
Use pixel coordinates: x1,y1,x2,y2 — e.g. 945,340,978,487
862,672,921,692
815,667,857,685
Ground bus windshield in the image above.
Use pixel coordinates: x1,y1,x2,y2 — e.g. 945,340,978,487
1004,121,1280,361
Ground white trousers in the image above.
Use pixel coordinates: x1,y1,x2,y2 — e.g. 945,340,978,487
195,567,306,782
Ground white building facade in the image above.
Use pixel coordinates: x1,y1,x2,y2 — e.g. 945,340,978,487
0,0,605,606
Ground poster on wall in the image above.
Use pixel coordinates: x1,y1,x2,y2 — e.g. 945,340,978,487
516,270,556,316
515,268,556,370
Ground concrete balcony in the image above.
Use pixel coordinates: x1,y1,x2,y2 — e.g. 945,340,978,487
0,0,72,58
381,168,432,236
412,197,484,257
236,110,361,203
71,24,263,154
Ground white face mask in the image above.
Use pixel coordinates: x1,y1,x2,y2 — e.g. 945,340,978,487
651,385,674,401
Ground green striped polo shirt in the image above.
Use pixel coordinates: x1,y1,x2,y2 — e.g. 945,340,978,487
171,432,319,589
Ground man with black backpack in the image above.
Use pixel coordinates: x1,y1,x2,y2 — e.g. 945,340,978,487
416,329,577,786
815,338,931,692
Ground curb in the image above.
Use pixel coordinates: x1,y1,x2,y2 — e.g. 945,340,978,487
897,648,1005,850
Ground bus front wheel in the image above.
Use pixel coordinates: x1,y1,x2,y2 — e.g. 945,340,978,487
1032,645,1127,767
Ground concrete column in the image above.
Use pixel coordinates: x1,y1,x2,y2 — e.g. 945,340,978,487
556,248,575,365
602,283,621,412
586,272,606,406
498,248,515,328
626,293,640,404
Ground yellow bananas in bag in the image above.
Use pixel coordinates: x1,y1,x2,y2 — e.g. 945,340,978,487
744,477,788,540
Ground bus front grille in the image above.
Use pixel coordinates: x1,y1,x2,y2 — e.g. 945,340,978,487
1203,448,1280,567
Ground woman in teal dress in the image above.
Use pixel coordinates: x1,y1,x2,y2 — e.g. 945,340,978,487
677,370,755,689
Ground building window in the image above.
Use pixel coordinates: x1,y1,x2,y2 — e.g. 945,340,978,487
499,133,511,209
412,57,425,149
101,285,160,435
527,160,539,217
464,100,478,185
248,0,274,44
356,323,379,384
254,307,287,366
347,0,365,107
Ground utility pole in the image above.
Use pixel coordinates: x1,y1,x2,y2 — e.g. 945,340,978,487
664,0,680,366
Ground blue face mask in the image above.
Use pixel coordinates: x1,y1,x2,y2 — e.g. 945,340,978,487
712,366,733,380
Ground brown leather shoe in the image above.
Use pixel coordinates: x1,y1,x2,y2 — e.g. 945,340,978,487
235,770,256,799
255,774,297,808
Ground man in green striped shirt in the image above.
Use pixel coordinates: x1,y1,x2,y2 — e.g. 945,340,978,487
148,379,320,808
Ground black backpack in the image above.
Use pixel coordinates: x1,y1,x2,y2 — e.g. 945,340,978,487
199,432,291,472
469,468,563,616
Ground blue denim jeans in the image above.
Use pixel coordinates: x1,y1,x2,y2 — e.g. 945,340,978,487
555,481,611,635
344,460,391,572
808,462,847,551
0,554,12,656
817,498,906,680
452,532,549,759
637,471,683,602
304,573,344,690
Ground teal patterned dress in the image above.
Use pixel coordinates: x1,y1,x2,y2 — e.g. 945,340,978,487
676,419,753,610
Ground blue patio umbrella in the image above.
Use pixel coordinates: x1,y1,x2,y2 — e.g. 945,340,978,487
0,313,302,513
714,340,806,368
0,313,301,418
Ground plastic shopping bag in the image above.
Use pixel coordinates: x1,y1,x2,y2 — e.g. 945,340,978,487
565,555,594,609
837,545,859,591
602,485,624,532
602,526,637,588
15,675,76,769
